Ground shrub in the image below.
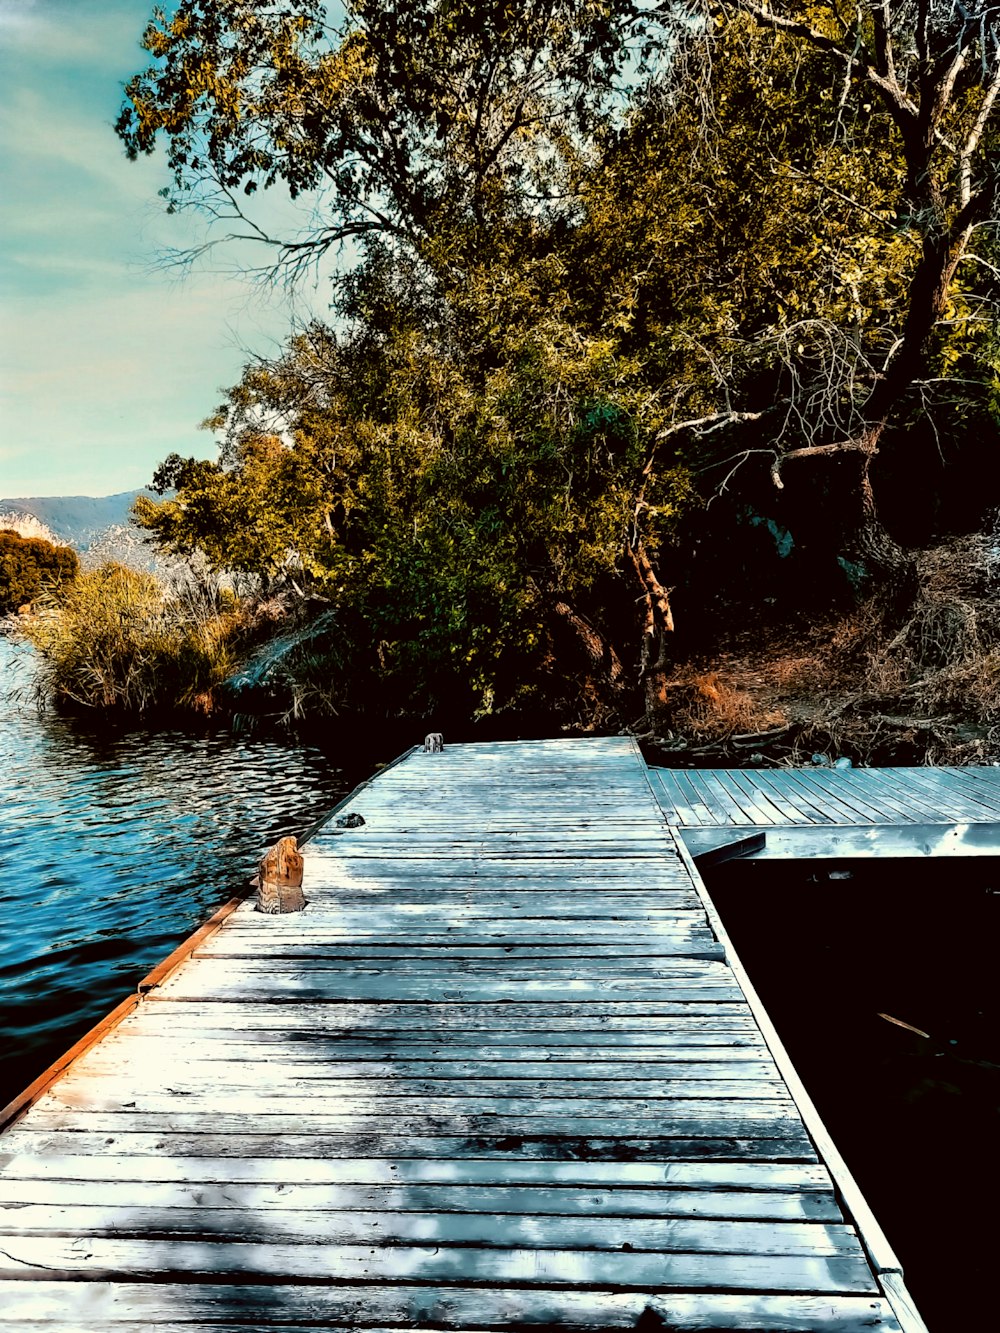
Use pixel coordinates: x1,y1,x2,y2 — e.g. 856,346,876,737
0,529,78,613
21,562,249,715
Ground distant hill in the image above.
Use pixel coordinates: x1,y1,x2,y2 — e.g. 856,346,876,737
0,490,158,551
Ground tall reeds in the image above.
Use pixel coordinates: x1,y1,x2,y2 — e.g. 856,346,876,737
22,562,250,716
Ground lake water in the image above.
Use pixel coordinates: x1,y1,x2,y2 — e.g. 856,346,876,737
708,857,1000,1331
0,635,353,1105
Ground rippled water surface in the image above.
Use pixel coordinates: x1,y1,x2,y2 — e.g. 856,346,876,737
0,636,353,1103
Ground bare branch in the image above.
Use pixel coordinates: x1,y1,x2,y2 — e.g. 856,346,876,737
960,57,1000,207
770,436,874,490
655,409,763,441
871,1,897,86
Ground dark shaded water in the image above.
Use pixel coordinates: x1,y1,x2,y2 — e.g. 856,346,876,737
0,637,353,1104
707,857,1000,1330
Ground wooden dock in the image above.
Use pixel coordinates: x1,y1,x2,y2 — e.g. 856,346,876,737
0,737,925,1330
652,762,1000,860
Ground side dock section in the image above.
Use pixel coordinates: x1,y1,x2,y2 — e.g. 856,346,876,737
0,737,924,1330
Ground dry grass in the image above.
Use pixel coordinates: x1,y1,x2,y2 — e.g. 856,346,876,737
663,670,787,742
20,563,285,717
653,530,1000,765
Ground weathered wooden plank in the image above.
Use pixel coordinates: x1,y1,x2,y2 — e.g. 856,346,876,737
196,934,719,954
98,1034,768,1055
94,1039,772,1062
52,1077,789,1108
131,999,758,1026
158,956,737,978
75,1053,783,1081
189,947,729,966
0,1154,829,1189
2,1207,857,1258
224,894,701,911
19,1108,809,1137
300,856,693,873
0,1180,843,1221
312,847,676,860
217,919,709,937
315,828,677,843
154,974,745,1001
0,1132,820,1163
880,1269,933,1333
0,1236,878,1291
41,1087,798,1115
0,1206,860,1254
0,1282,906,1330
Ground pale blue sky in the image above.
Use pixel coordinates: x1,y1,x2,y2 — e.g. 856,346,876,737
0,0,324,498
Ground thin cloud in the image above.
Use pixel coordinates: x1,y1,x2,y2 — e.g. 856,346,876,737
0,1,140,66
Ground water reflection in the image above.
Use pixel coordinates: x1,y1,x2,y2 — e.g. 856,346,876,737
0,636,348,1103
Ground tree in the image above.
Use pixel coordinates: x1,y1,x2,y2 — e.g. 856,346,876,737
704,3,1000,579
120,2,1000,727
0,530,78,614
135,295,693,724
116,1,648,276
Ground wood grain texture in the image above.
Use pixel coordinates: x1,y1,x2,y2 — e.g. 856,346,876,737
0,737,913,1329
651,761,1000,832
0,1281,905,1329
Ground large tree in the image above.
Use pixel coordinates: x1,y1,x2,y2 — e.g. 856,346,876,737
709,3,1000,569
120,2,1000,725
117,1,650,270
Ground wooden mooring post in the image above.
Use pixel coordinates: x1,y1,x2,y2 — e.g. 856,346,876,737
254,835,305,914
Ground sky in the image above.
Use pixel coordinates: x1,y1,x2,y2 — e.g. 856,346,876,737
0,0,325,498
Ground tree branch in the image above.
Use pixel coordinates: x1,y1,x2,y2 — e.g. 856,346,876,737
655,409,763,442
770,436,874,490
628,541,674,635
960,57,1000,207
722,1,917,128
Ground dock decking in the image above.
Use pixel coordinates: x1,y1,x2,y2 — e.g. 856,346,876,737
652,763,1000,859
0,738,924,1330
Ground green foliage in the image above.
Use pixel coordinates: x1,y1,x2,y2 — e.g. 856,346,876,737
135,302,689,719
0,530,78,614
117,1,1000,726
117,0,647,256
21,564,247,715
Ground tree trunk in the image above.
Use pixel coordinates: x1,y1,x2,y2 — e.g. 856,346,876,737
626,543,674,724
552,601,626,692
831,431,917,604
